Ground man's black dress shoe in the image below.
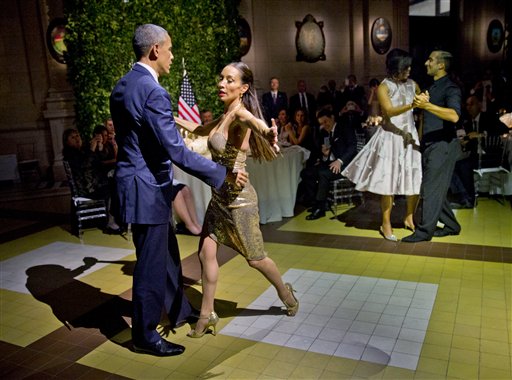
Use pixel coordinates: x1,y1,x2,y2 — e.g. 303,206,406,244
433,228,460,237
450,202,473,209
133,338,185,356
401,233,431,243
103,226,124,235
306,208,325,220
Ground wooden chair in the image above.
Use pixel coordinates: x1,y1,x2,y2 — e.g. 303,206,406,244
63,161,107,242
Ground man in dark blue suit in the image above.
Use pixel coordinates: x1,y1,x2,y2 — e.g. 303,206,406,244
110,24,247,356
261,77,288,126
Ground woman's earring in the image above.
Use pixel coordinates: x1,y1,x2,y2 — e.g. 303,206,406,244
240,92,244,100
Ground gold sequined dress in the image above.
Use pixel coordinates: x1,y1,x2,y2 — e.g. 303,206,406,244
203,127,267,261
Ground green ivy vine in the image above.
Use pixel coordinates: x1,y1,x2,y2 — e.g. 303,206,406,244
64,0,240,136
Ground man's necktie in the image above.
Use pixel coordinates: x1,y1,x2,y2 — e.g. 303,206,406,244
301,93,308,111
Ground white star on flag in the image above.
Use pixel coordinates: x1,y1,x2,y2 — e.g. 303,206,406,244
178,70,201,124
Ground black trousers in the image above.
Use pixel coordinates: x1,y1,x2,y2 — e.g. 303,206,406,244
300,162,342,209
131,222,193,345
416,139,462,239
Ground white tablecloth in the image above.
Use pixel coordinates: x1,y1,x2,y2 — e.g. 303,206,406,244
173,145,308,225
246,145,308,224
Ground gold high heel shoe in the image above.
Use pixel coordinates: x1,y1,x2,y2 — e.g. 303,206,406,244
283,283,299,316
187,311,219,338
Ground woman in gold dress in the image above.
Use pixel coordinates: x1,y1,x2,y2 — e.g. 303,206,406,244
176,62,299,338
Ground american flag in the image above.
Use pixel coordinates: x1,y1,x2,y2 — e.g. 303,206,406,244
178,71,201,124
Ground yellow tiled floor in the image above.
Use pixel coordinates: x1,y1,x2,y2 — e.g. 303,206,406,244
0,198,511,379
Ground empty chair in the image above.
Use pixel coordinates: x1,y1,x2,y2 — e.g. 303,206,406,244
17,143,41,183
473,133,510,204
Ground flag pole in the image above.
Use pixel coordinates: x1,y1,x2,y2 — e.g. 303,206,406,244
182,58,186,77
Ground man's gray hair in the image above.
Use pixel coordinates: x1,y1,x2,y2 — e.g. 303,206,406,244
133,24,168,59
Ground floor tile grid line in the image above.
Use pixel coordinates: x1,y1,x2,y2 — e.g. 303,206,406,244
220,270,438,370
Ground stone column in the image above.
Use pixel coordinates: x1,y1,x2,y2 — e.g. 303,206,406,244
43,89,75,182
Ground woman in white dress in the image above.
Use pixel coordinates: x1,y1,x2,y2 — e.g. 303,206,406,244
342,49,422,241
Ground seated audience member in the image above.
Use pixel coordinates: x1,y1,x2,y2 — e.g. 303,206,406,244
103,117,118,169
285,107,313,150
450,94,509,208
261,77,288,127
339,101,366,136
90,125,107,155
200,109,213,125
172,180,202,236
92,125,116,173
276,108,293,145
62,128,120,233
299,109,357,219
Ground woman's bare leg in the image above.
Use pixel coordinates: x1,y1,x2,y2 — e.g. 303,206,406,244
381,195,394,237
405,194,419,230
173,190,201,235
248,257,297,307
180,186,201,228
193,236,219,333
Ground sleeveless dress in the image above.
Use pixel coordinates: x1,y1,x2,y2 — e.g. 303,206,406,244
342,78,422,195
202,122,267,261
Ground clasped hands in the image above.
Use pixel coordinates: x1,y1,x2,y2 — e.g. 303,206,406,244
413,91,430,109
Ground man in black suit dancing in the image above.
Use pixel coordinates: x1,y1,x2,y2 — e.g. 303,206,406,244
402,50,462,242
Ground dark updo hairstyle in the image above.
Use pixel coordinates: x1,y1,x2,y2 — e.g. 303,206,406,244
385,48,412,78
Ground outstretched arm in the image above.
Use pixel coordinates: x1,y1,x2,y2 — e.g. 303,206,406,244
237,108,277,145
175,116,220,136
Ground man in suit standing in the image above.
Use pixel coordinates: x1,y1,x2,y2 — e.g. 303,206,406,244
341,74,367,113
261,77,288,126
402,50,462,242
289,79,317,125
300,108,357,220
110,24,247,356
